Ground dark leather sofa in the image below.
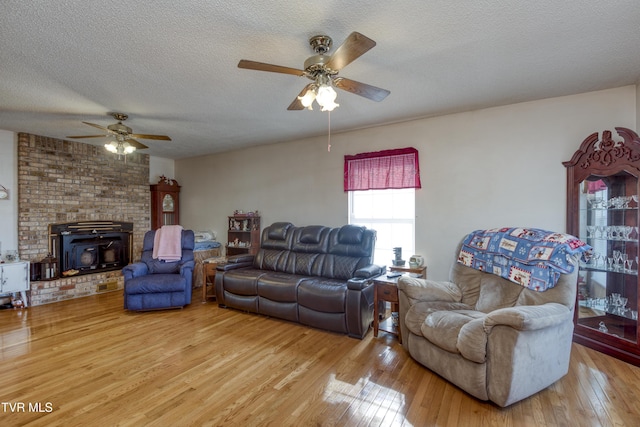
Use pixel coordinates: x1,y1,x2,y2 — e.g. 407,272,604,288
215,222,382,338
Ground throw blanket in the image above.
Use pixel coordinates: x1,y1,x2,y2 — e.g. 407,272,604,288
153,225,184,262
457,227,591,291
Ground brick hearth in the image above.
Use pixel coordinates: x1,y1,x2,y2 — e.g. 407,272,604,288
17,133,150,305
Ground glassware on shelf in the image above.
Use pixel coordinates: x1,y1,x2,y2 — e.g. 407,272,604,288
598,321,609,333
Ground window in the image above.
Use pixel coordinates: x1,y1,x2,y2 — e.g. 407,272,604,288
349,188,415,265
344,147,420,265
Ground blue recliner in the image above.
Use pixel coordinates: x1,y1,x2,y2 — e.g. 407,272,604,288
123,229,195,310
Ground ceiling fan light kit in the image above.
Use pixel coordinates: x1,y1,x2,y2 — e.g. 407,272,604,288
67,112,171,157
105,140,136,155
298,74,340,112
238,32,389,112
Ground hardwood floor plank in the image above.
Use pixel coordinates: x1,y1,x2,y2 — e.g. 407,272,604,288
3,291,640,426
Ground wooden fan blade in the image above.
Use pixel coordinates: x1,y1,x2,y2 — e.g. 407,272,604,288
287,84,315,110
66,134,110,139
238,59,306,76
129,133,172,141
325,32,376,71
333,77,390,102
126,139,148,150
82,121,112,132
287,98,304,111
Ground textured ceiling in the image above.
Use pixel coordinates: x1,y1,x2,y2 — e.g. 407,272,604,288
1,1,640,159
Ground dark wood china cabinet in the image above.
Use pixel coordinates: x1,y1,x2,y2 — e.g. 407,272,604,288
564,127,640,365
150,176,180,230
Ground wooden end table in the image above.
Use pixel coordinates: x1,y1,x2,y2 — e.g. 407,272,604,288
202,257,225,302
389,265,427,278
372,274,402,343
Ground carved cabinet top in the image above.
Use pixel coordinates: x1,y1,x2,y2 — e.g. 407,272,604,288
563,127,640,178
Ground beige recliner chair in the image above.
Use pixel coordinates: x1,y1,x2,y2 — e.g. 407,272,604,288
398,237,581,407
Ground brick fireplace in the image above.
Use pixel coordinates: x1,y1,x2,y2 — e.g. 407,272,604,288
17,133,150,305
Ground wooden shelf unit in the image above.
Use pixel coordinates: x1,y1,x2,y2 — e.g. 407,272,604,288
226,214,260,256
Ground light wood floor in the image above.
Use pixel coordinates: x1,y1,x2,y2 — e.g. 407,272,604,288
2,292,640,426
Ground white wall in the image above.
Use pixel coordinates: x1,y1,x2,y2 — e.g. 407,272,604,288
149,156,175,184
0,130,18,254
177,86,637,280
637,83,640,128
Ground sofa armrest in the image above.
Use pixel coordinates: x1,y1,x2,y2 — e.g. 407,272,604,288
215,254,254,271
397,276,462,304
347,278,374,291
122,262,148,279
217,261,253,271
484,303,571,332
354,264,386,279
227,254,255,264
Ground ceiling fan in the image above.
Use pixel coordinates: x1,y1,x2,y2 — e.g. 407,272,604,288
238,32,390,111
67,112,171,154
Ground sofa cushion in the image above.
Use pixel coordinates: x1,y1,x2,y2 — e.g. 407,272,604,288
254,249,290,271
259,222,294,251
404,301,472,336
321,255,361,280
338,225,365,244
328,226,373,258
292,226,330,255
257,272,308,302
298,278,346,313
268,222,294,240
144,258,181,274
282,251,323,276
420,310,486,354
300,225,328,244
475,276,524,313
220,268,264,295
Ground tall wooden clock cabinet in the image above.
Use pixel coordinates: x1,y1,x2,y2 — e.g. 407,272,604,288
150,176,180,230
564,127,640,366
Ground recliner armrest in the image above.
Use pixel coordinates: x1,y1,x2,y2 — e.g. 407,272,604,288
484,303,571,332
397,276,462,304
180,260,195,275
122,262,148,279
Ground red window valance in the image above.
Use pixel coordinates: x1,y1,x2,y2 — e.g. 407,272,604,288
344,147,421,192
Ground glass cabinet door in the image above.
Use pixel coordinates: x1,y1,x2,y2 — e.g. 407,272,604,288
578,174,638,342
162,194,176,226
566,127,640,365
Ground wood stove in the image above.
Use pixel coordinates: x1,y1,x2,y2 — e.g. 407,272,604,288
49,221,133,276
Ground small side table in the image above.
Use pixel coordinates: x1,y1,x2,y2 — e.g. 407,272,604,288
372,274,402,343
389,265,427,278
202,257,225,302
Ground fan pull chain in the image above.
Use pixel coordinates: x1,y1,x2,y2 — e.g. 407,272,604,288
327,111,331,152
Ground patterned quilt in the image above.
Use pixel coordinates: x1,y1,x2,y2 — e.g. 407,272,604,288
457,227,591,291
